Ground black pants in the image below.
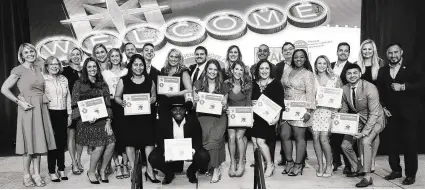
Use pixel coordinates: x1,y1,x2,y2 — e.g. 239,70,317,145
331,133,351,168
47,110,67,174
148,147,210,176
386,114,418,177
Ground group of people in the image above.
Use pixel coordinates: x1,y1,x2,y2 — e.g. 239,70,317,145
1,38,423,188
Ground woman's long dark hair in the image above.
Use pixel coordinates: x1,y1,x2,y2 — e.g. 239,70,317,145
225,60,251,94
80,57,105,87
127,54,148,78
290,49,313,72
254,60,275,81
198,59,224,93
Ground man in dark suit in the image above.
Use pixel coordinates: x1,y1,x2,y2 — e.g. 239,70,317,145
250,44,277,81
377,43,425,185
123,42,137,68
148,102,210,185
275,42,294,166
189,46,208,84
330,42,353,173
340,64,385,188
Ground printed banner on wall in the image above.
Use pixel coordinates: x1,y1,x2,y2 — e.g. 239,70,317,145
28,0,361,69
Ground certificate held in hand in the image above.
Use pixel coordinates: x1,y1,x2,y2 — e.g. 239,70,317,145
164,138,193,161
316,87,343,108
253,94,282,124
331,113,359,135
158,76,180,95
281,100,307,120
228,107,253,127
77,97,108,122
123,93,151,115
196,92,224,115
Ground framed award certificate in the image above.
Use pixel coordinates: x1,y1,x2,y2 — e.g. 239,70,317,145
331,113,359,135
316,87,343,108
77,97,108,122
185,92,193,102
253,94,282,124
158,76,180,94
196,92,224,115
281,100,307,121
164,138,193,161
228,107,253,127
123,93,151,115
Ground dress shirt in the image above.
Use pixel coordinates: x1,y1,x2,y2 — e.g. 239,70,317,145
43,74,72,115
389,59,402,79
173,118,186,139
191,63,206,82
333,60,348,77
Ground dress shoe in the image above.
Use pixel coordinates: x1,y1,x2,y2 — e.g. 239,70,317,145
186,166,198,183
343,167,351,175
346,171,365,177
333,163,342,171
384,171,402,180
356,177,373,188
162,174,175,185
402,177,415,185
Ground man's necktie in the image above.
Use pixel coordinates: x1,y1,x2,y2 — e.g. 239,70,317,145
351,86,356,109
193,68,200,81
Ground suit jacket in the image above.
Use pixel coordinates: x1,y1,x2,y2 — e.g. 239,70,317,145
275,60,289,81
155,112,203,150
340,79,385,135
331,61,352,85
148,66,160,86
377,61,425,120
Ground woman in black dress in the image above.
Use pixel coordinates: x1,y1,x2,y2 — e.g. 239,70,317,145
355,39,384,84
114,54,159,183
62,47,84,174
71,57,115,184
251,60,285,178
158,48,192,120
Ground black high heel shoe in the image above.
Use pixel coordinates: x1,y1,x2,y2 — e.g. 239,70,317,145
100,170,109,183
288,163,304,176
87,172,100,184
282,160,294,174
145,172,160,183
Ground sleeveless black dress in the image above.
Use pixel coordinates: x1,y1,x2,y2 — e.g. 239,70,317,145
121,75,155,147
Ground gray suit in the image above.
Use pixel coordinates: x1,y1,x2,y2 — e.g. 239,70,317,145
340,79,385,173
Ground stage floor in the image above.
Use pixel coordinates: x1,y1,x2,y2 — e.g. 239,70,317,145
0,141,423,189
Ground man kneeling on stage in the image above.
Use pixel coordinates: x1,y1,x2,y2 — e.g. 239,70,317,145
148,102,210,185
340,64,385,188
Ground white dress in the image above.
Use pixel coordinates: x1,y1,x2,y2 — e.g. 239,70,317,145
312,76,343,132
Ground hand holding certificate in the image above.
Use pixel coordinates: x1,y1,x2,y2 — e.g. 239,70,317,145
77,97,108,122
316,87,343,108
228,107,253,127
158,76,180,95
123,93,151,115
164,138,193,162
196,92,224,115
253,94,282,124
281,100,307,121
331,113,359,135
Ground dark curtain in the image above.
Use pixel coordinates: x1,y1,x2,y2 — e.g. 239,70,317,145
361,0,425,154
0,0,30,155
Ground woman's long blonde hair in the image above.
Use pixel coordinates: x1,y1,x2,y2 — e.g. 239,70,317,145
356,39,382,81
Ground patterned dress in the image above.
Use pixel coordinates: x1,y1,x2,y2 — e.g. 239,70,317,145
71,80,115,147
312,76,343,132
11,65,56,154
281,67,316,127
